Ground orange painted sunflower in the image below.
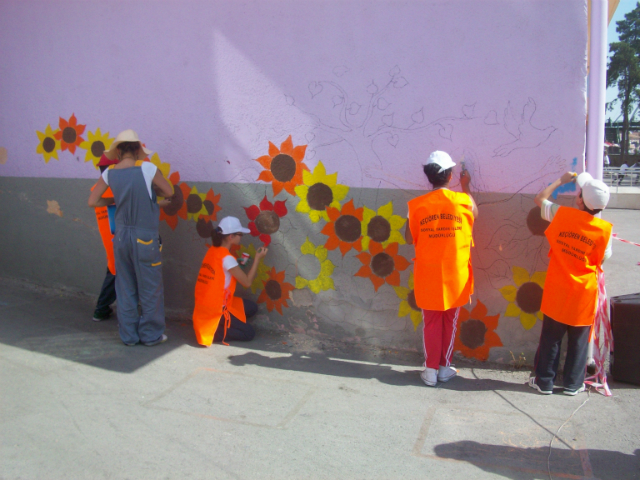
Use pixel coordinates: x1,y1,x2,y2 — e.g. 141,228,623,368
160,175,190,230
54,114,85,154
454,300,503,361
256,135,309,196
321,199,363,255
257,267,295,314
354,241,410,292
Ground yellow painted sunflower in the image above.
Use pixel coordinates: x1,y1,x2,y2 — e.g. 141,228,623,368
393,272,422,330
185,186,208,221
79,128,114,168
361,201,406,251
36,125,61,163
149,152,171,179
499,266,546,330
295,237,336,293
294,161,349,222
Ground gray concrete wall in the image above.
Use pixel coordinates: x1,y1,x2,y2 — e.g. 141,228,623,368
2,176,588,364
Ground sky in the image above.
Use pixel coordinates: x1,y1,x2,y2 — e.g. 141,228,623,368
606,0,638,122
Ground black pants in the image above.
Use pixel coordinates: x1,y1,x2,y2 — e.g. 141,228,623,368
534,314,590,391
213,299,258,342
94,269,117,316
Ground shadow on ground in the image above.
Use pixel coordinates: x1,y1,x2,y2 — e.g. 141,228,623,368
433,441,640,480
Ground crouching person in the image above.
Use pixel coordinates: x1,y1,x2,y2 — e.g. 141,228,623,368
529,172,612,395
193,216,268,347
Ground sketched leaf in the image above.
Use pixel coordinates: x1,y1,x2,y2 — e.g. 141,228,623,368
367,81,379,95
333,96,344,107
309,81,323,98
348,102,361,115
411,108,424,124
382,113,394,127
333,65,349,77
377,98,390,110
389,65,401,77
393,76,408,88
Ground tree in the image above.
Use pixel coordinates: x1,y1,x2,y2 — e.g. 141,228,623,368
608,3,640,163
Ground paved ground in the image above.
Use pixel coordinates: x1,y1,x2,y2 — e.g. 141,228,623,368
1,277,639,480
1,209,639,480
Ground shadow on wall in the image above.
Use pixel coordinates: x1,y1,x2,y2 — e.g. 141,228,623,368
432,441,640,480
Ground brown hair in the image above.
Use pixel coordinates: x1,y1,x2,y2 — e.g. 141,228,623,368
117,141,141,157
211,226,231,247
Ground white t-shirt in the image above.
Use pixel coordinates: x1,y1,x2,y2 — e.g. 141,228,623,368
541,199,612,262
102,162,157,199
222,255,239,289
620,164,629,174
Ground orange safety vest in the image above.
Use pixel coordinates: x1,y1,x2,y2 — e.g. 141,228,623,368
92,184,116,275
408,189,475,311
541,207,612,327
192,246,246,346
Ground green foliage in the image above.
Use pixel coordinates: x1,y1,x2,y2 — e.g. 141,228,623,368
608,2,640,157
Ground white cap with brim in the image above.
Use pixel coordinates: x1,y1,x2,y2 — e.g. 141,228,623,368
423,150,456,172
576,172,610,210
218,216,251,235
103,129,153,160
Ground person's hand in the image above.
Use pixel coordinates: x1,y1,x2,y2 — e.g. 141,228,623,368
460,169,471,189
560,172,577,184
255,246,268,260
157,199,171,208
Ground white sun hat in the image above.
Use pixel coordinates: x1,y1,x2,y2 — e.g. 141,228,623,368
103,129,152,160
217,216,251,235
576,172,610,210
423,150,456,172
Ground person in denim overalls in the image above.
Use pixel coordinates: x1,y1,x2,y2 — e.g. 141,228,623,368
89,130,174,346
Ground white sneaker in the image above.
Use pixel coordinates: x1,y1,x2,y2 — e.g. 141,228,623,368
420,368,438,387
438,365,458,383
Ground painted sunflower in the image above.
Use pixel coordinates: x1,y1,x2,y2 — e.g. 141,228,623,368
454,300,503,361
361,201,406,251
295,238,336,293
294,161,349,223
36,125,61,163
200,189,222,223
185,186,209,221
235,243,270,294
500,266,546,330
257,267,295,314
393,272,422,330
256,135,309,196
79,128,114,168
355,241,410,292
160,177,190,230
321,199,363,256
54,114,85,154
244,196,287,247
149,152,171,179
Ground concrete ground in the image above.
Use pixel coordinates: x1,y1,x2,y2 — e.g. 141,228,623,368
1,208,639,480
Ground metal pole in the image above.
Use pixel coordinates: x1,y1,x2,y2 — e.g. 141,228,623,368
586,0,608,180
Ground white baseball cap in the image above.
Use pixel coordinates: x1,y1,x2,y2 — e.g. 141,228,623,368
576,172,610,210
423,150,456,172
217,216,251,234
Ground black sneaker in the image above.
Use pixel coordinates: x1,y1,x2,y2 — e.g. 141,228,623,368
92,307,113,322
563,384,586,396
